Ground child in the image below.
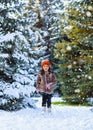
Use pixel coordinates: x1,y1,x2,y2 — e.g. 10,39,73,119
36,59,57,113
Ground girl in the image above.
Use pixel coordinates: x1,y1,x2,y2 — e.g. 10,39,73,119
36,59,57,113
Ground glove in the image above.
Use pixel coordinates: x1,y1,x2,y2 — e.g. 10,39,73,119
36,89,39,93
46,83,52,89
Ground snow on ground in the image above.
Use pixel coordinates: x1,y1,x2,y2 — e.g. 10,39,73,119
0,97,93,130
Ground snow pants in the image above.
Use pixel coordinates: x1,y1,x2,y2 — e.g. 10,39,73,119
42,93,52,108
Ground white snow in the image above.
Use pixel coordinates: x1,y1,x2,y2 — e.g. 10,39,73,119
0,97,93,130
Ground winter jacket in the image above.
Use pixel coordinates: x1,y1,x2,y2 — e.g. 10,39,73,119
36,70,57,94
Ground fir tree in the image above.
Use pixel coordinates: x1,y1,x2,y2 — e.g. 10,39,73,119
24,0,64,63
0,0,64,110
0,0,36,111
54,0,93,104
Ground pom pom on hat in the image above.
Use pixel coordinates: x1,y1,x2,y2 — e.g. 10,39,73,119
41,60,51,67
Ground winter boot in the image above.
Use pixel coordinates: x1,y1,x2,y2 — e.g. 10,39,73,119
42,106,46,114
47,107,51,113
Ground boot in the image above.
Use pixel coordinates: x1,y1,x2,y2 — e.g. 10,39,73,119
47,107,51,113
42,106,46,113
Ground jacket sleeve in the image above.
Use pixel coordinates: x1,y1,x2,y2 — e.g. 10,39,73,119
36,74,41,90
50,72,57,88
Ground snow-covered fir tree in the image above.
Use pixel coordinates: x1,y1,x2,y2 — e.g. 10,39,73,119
0,0,64,110
0,0,37,111
24,0,64,63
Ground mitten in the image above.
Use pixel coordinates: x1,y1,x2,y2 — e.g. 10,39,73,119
46,83,52,89
36,89,39,93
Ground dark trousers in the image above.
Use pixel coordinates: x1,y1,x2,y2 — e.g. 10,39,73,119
42,93,52,108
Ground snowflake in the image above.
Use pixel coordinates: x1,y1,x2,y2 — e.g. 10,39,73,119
77,75,81,79
86,11,91,17
79,68,82,72
67,65,72,69
66,46,71,51
73,61,77,65
88,6,93,11
85,75,88,78
75,89,80,93
88,76,92,80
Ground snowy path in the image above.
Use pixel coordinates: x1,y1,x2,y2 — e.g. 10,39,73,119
0,97,93,130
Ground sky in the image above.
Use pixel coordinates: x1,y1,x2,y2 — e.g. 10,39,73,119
0,97,93,130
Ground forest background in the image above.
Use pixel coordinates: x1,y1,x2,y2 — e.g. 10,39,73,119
0,0,93,111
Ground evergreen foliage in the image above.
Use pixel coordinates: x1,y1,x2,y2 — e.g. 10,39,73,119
54,0,93,104
0,0,37,110
0,0,64,110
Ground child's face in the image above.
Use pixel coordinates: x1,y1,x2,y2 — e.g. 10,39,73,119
42,65,50,72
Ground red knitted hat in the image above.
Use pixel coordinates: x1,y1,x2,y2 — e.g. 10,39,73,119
41,60,51,67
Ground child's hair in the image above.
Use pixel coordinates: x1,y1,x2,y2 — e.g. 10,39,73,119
41,59,51,67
